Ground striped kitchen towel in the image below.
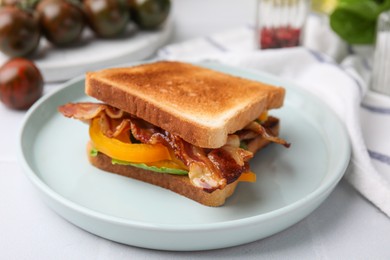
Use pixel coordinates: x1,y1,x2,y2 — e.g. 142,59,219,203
158,15,390,217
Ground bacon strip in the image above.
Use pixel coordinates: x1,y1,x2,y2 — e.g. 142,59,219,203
208,145,253,185
58,102,288,192
58,102,124,121
244,121,291,148
128,119,228,191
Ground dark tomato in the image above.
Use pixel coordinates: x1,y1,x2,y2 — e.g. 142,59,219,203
0,6,41,57
84,0,129,38
36,0,85,47
1,0,20,6
0,58,43,110
128,0,170,30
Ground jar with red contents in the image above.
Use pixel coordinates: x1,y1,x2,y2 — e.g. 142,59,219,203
256,0,310,49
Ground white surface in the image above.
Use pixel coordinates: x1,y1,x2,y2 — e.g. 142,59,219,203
1,0,390,258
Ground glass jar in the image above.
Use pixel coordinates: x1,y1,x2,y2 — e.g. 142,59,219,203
370,10,390,96
311,0,337,15
255,0,310,49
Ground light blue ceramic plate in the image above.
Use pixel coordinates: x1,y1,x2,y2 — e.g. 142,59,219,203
18,62,350,251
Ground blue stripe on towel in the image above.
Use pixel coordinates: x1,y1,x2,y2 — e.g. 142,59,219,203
206,36,228,52
361,103,390,114
362,58,372,71
368,150,390,165
305,49,364,97
306,49,328,63
158,47,171,56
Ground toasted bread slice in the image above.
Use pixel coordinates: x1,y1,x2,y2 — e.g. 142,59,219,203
86,61,284,148
87,117,279,207
88,149,239,207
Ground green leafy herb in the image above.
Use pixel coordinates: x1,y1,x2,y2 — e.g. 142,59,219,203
112,158,188,175
91,148,188,175
90,147,98,157
330,0,390,44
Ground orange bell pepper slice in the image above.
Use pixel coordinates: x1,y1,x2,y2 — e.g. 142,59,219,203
238,172,257,182
89,118,171,163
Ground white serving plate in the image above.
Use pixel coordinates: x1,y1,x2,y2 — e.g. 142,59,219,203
0,19,173,82
18,62,350,251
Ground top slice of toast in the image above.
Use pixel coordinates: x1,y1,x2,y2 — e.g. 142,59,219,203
85,61,285,148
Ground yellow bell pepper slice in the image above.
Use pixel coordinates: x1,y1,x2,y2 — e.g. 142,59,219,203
238,172,256,182
89,118,171,163
258,111,268,122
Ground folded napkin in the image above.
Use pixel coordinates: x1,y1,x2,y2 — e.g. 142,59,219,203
158,15,390,217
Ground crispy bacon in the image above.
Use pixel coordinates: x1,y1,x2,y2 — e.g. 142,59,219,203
244,121,291,148
208,145,253,184
171,135,227,191
58,102,288,192
58,102,124,121
127,119,228,191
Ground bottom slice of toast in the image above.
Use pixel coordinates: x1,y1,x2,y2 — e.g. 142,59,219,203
87,117,280,207
88,149,238,206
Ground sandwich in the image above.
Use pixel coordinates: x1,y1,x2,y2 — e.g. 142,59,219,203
58,61,289,206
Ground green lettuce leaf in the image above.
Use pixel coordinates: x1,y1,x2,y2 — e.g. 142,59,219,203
90,147,98,157
111,158,188,175
91,148,188,175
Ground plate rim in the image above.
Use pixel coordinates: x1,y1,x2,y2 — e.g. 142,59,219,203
1,19,173,83
17,62,351,233
34,18,174,70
